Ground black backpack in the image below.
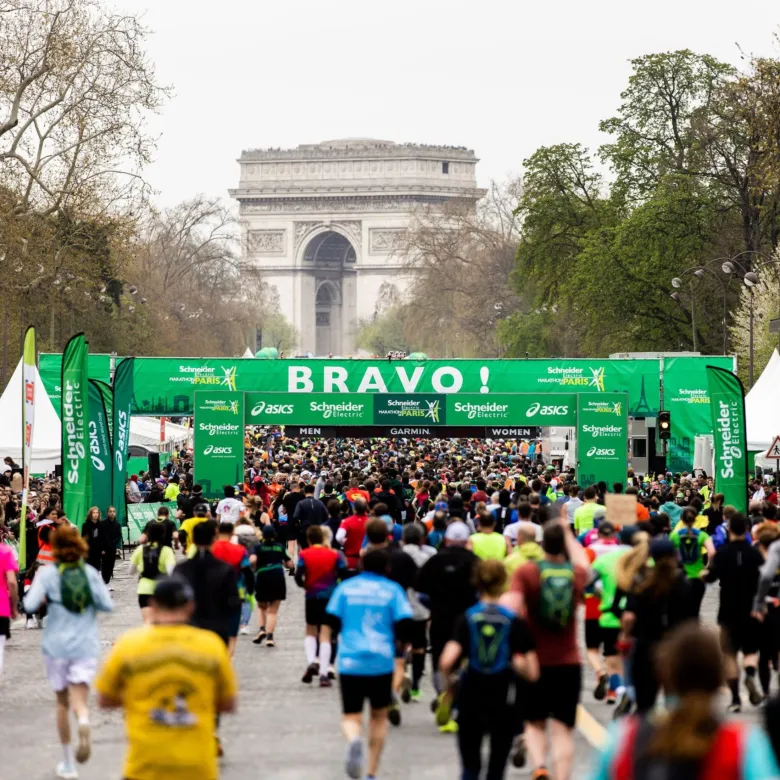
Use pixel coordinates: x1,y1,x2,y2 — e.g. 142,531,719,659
141,544,162,580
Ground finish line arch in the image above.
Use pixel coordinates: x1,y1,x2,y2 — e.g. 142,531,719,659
193,391,628,498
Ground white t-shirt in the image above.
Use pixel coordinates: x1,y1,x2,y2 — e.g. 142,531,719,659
216,497,243,523
504,520,542,546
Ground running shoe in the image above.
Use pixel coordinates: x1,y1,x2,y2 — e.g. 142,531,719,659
319,676,333,688
434,690,453,727
409,688,422,702
302,663,319,684
239,626,249,635
531,768,551,780
328,665,336,680
746,676,764,707
593,672,609,701
75,723,91,763
400,676,412,703
345,737,364,779
613,692,633,719
438,719,459,734
55,763,78,779
511,734,526,768
252,629,267,645
266,634,276,648
727,702,742,714
388,695,401,727
606,689,617,705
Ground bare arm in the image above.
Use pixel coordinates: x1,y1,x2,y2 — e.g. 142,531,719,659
438,639,463,677
512,650,539,682
97,692,122,709
218,696,237,714
6,570,19,620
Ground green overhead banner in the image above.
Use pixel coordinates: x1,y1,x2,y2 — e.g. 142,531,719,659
243,393,578,427
663,356,736,473
88,380,113,517
61,334,91,528
194,391,245,498
42,353,112,417
576,393,629,489
706,366,748,513
39,355,661,417
111,358,134,524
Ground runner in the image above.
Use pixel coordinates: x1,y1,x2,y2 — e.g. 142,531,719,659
296,523,347,686
179,502,211,554
573,486,606,536
703,512,764,712
336,497,370,572
0,536,19,677
323,549,413,780
670,506,714,618
502,511,589,780
211,521,252,656
439,559,539,780
130,521,176,623
216,485,243,523
250,523,294,647
468,510,511,560
23,525,113,780
95,577,238,780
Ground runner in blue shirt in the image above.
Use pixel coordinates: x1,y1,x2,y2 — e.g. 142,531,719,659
323,550,413,780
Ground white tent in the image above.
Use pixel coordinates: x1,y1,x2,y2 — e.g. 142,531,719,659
130,416,191,451
0,358,61,474
241,347,254,358
746,349,780,454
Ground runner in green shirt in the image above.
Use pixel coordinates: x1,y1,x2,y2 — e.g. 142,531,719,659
669,507,714,618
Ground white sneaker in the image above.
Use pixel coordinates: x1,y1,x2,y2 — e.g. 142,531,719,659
239,626,249,635
55,762,79,779
109,586,115,592
26,617,35,629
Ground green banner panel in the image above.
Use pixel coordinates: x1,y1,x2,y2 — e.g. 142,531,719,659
663,356,735,473
111,358,134,524
245,393,373,426
88,380,113,517
126,502,179,542
194,391,245,498
39,355,662,417
706,367,748,513
61,334,91,528
447,394,577,427
576,394,629,489
41,353,112,417
373,394,446,425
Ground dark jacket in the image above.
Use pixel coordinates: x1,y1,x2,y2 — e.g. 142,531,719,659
98,517,122,553
416,546,478,625
174,550,241,641
372,490,401,522
293,496,329,529
81,520,103,564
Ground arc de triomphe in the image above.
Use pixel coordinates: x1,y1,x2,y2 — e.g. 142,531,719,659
229,139,483,355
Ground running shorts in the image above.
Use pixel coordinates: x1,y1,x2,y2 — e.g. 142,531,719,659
410,621,427,651
524,664,581,729
228,608,241,639
44,657,98,692
584,619,601,650
0,616,9,639
305,598,329,627
600,627,620,658
720,617,760,656
339,673,393,714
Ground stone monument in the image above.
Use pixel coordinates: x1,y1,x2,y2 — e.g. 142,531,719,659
229,139,483,355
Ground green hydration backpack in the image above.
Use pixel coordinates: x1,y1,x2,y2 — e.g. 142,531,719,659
58,562,94,614
536,560,575,631
678,527,702,565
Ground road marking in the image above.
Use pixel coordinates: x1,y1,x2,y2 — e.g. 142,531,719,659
576,704,609,749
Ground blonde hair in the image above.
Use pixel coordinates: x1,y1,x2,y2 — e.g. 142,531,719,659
616,533,650,592
473,559,507,597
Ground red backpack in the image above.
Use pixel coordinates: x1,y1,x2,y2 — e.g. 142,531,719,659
613,718,744,780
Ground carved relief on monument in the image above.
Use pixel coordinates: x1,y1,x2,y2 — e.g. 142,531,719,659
247,230,285,254
369,228,407,253
375,281,400,316
335,220,362,251
294,221,322,248
242,198,418,214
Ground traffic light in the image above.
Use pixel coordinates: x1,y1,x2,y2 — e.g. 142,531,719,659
658,410,671,440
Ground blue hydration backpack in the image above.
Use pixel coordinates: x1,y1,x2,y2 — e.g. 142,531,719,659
465,602,515,675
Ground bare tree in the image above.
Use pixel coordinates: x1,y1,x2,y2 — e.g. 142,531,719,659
0,0,169,219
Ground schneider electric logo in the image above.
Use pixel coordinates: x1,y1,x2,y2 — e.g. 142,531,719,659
581,424,623,438
526,402,569,418
198,422,240,434
716,400,743,478
251,401,294,417
587,446,617,457
310,401,365,419
203,445,233,455
453,401,510,419
177,365,238,390
543,366,606,391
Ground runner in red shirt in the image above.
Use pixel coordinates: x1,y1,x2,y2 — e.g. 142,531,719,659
336,498,370,570
211,521,250,656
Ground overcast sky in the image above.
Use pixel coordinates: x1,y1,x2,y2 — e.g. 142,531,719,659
121,0,779,206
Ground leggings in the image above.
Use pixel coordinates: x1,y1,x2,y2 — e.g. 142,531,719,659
457,707,514,780
632,639,661,714
759,607,780,695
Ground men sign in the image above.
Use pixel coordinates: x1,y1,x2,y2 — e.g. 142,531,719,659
194,391,245,498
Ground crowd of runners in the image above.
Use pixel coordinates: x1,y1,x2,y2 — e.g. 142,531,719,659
4,434,780,779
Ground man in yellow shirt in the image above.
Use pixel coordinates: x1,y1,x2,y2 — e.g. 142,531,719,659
179,503,211,554
96,578,237,780
163,477,181,502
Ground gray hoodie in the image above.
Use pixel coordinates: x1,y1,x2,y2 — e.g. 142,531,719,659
402,543,437,621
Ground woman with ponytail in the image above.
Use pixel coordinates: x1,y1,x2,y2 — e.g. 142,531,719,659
591,623,780,780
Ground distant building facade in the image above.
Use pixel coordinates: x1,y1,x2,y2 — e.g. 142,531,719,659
229,139,482,355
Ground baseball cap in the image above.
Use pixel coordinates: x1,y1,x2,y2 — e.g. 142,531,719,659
444,521,471,543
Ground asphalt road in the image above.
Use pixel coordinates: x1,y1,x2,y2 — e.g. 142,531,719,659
0,558,764,780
